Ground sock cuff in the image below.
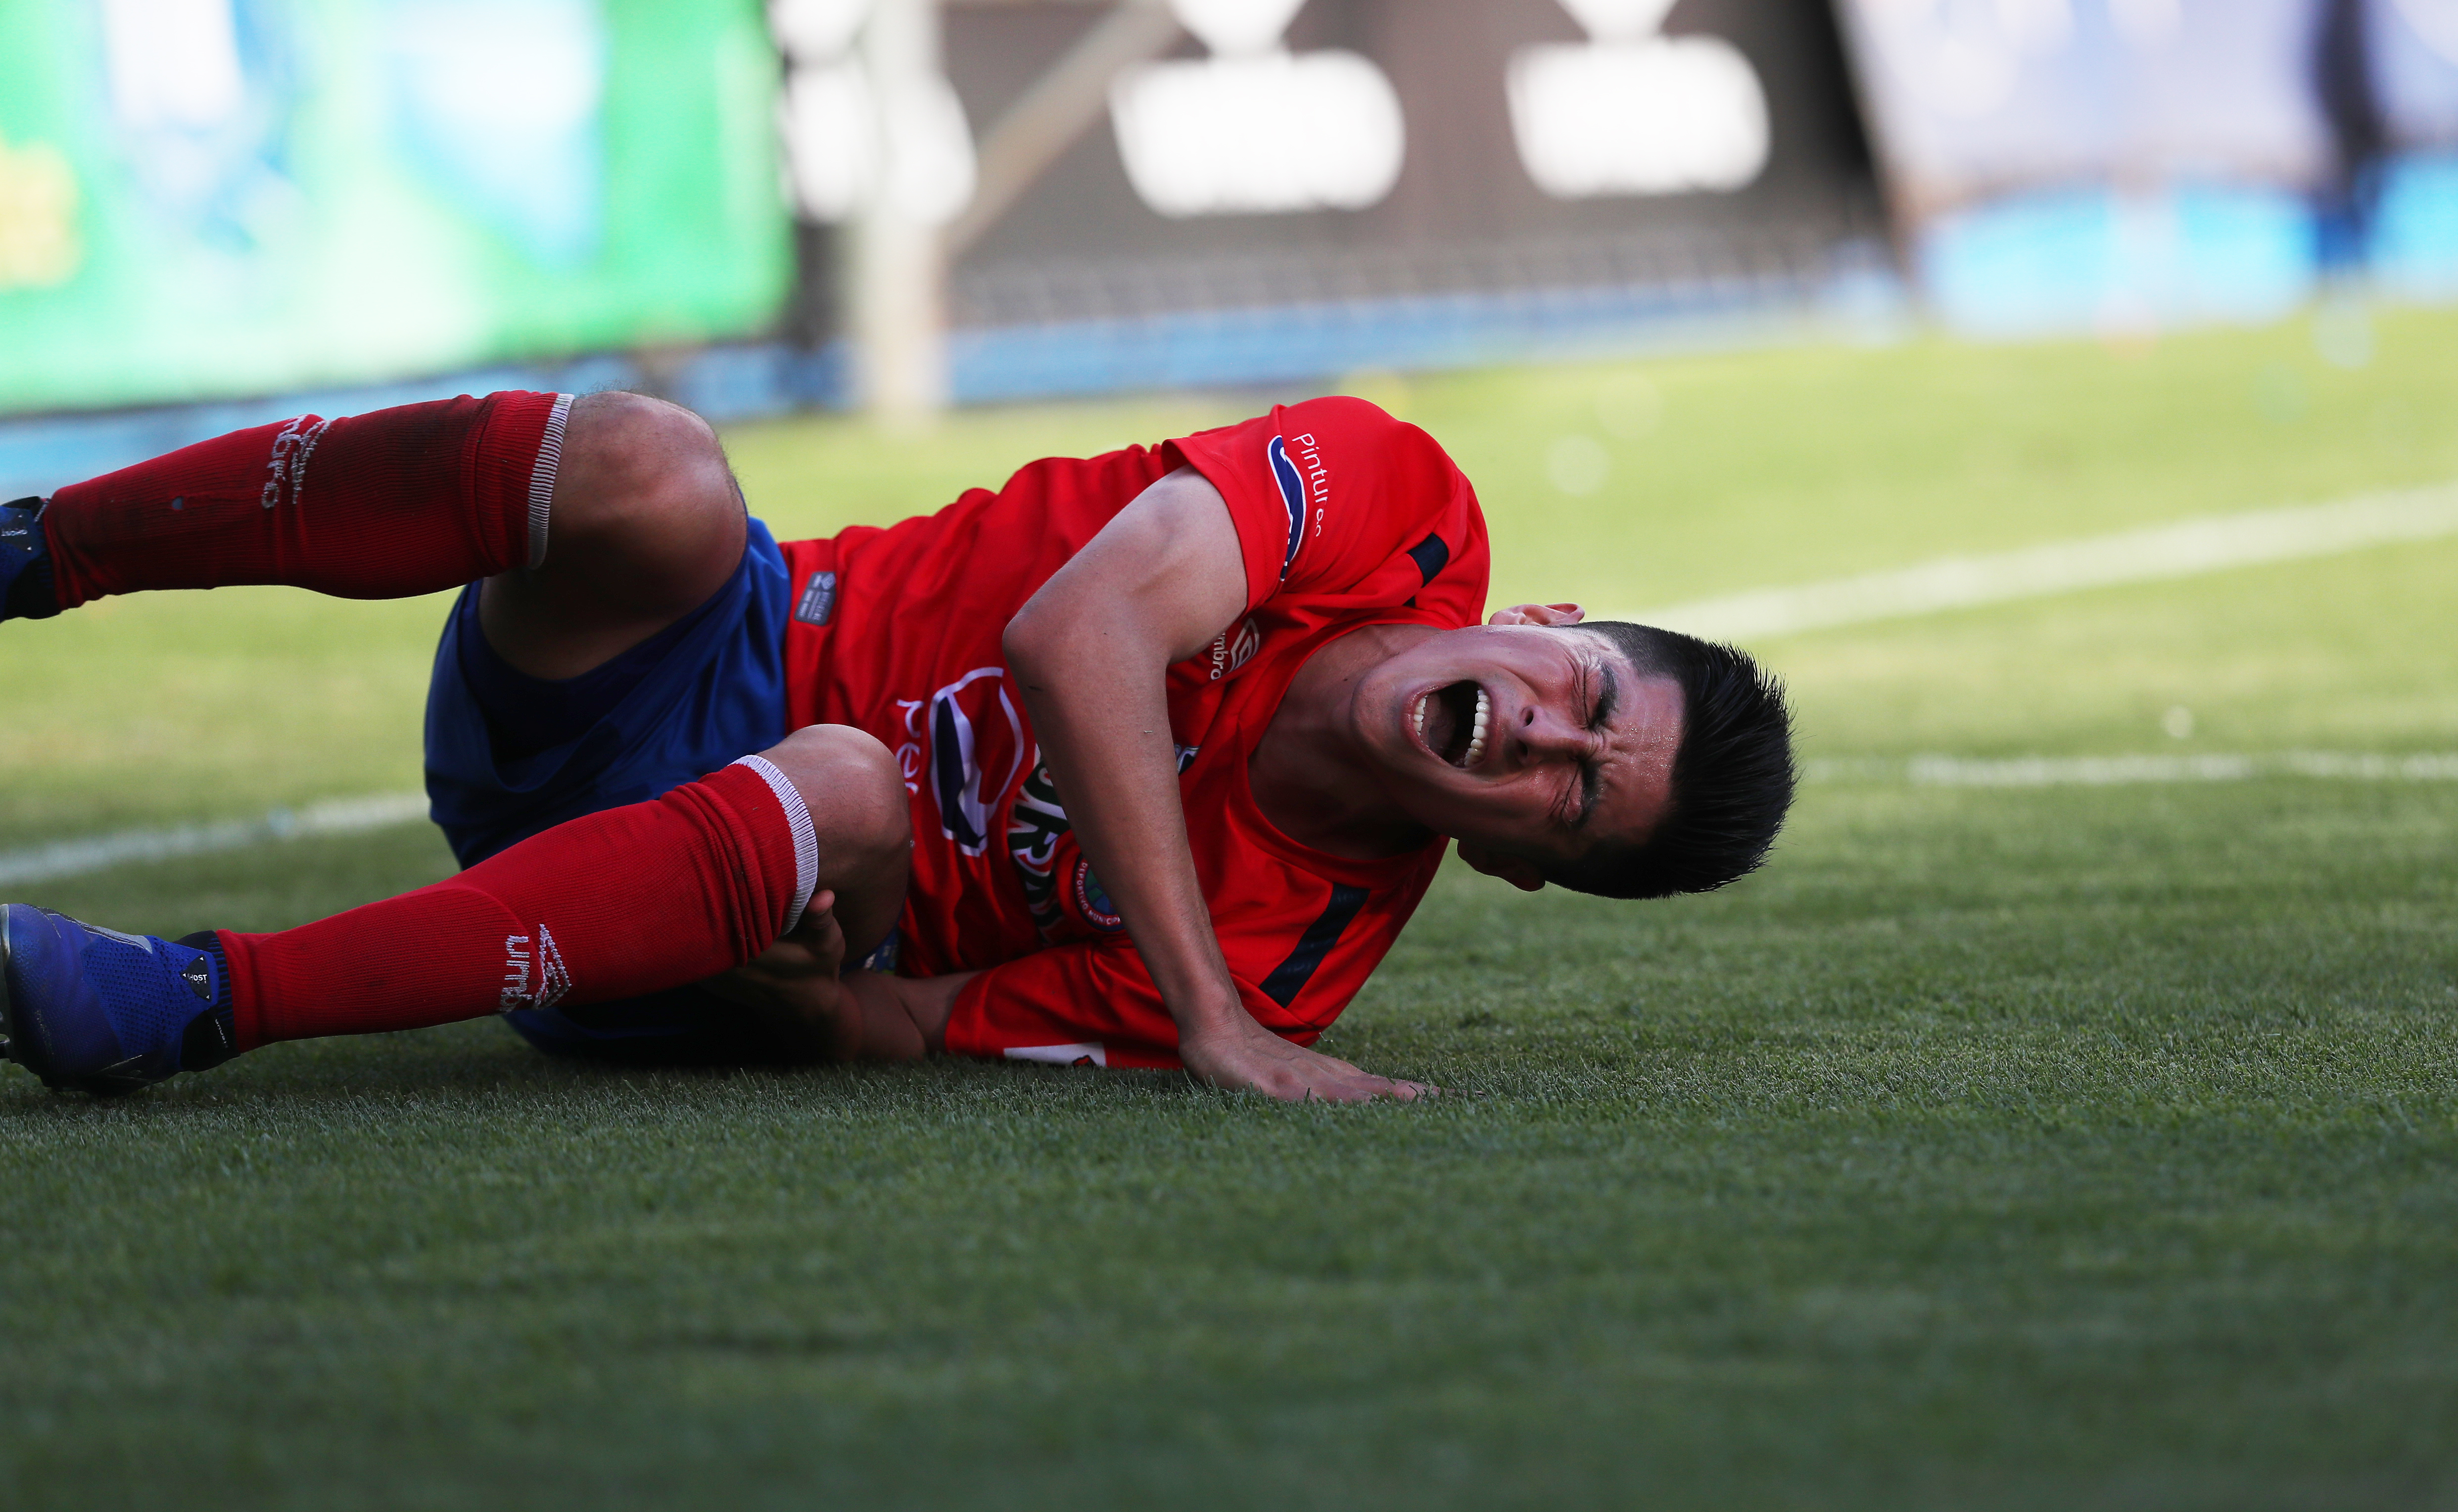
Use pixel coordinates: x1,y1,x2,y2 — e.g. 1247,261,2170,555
464,390,569,574
526,393,573,570
728,754,820,935
174,930,239,1069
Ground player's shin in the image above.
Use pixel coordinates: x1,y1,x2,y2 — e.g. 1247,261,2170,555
219,757,816,1053
17,390,568,616
0,759,815,1093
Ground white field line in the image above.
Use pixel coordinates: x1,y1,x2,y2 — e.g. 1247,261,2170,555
0,792,429,888
1616,481,2458,640
12,488,2458,887
11,748,2449,892
1805,752,2458,788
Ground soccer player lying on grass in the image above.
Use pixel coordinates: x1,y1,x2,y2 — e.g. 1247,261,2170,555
0,391,1795,1102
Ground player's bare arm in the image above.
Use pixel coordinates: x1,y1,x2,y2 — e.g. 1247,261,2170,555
1003,469,1425,1102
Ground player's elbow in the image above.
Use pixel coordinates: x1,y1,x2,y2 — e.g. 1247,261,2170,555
1001,599,1059,682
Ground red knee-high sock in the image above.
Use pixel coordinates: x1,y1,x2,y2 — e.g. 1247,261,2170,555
219,758,819,1048
42,389,571,609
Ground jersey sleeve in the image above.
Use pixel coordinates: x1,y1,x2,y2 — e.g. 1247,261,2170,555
938,847,1438,1072
1163,397,1482,617
940,941,1323,1071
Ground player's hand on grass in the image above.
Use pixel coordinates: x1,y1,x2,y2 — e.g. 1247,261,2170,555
1178,1010,1431,1103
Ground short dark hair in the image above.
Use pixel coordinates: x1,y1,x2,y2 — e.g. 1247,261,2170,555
1543,622,1796,900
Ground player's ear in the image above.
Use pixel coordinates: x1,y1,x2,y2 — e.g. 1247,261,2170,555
1487,603,1585,627
1457,841,1547,892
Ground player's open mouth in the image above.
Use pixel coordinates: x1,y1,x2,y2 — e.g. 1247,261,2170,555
1415,681,1489,769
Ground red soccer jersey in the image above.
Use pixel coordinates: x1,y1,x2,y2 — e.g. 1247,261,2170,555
775,397,1490,1067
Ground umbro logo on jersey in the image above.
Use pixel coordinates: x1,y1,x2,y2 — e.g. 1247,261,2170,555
795,570,838,626
1203,616,1262,682
1266,432,1329,579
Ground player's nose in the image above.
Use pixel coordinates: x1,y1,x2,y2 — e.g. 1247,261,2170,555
1509,701,1594,762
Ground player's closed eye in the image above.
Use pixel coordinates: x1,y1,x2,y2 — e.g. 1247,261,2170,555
1572,659,1617,826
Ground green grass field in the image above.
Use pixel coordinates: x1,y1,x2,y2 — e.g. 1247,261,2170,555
5,309,2458,1509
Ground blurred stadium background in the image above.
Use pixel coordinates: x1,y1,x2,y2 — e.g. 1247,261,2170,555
4,0,2457,472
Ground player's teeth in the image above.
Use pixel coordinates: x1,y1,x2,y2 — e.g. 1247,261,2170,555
1464,688,1489,767
1415,694,1429,742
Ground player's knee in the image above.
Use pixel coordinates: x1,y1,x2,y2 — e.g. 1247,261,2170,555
764,724,909,867
551,392,743,605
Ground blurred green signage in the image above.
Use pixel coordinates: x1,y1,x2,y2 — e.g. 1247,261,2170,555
0,0,790,414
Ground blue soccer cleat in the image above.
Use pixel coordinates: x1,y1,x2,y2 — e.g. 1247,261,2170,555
0,497,61,622
0,905,237,1094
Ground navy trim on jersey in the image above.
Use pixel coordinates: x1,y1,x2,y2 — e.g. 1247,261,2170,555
1267,436,1306,578
930,696,989,852
1406,532,1449,585
1259,883,1370,1008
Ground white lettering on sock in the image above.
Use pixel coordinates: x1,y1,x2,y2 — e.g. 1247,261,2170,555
261,415,330,512
500,934,531,1012
498,926,573,1013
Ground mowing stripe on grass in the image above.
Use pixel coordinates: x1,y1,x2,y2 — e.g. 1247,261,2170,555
0,793,430,888
1806,752,2458,787
1619,480,2458,640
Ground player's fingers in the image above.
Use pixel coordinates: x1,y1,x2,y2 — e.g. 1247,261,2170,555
1357,1072,1441,1102
1345,1074,1416,1102
1279,1051,1415,1103
1265,1071,1421,1105
1311,1082,1379,1105
1315,1069,1398,1104
1275,1064,1365,1103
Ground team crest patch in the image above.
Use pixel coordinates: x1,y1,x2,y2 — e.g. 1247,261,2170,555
1072,858,1125,932
794,570,838,626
